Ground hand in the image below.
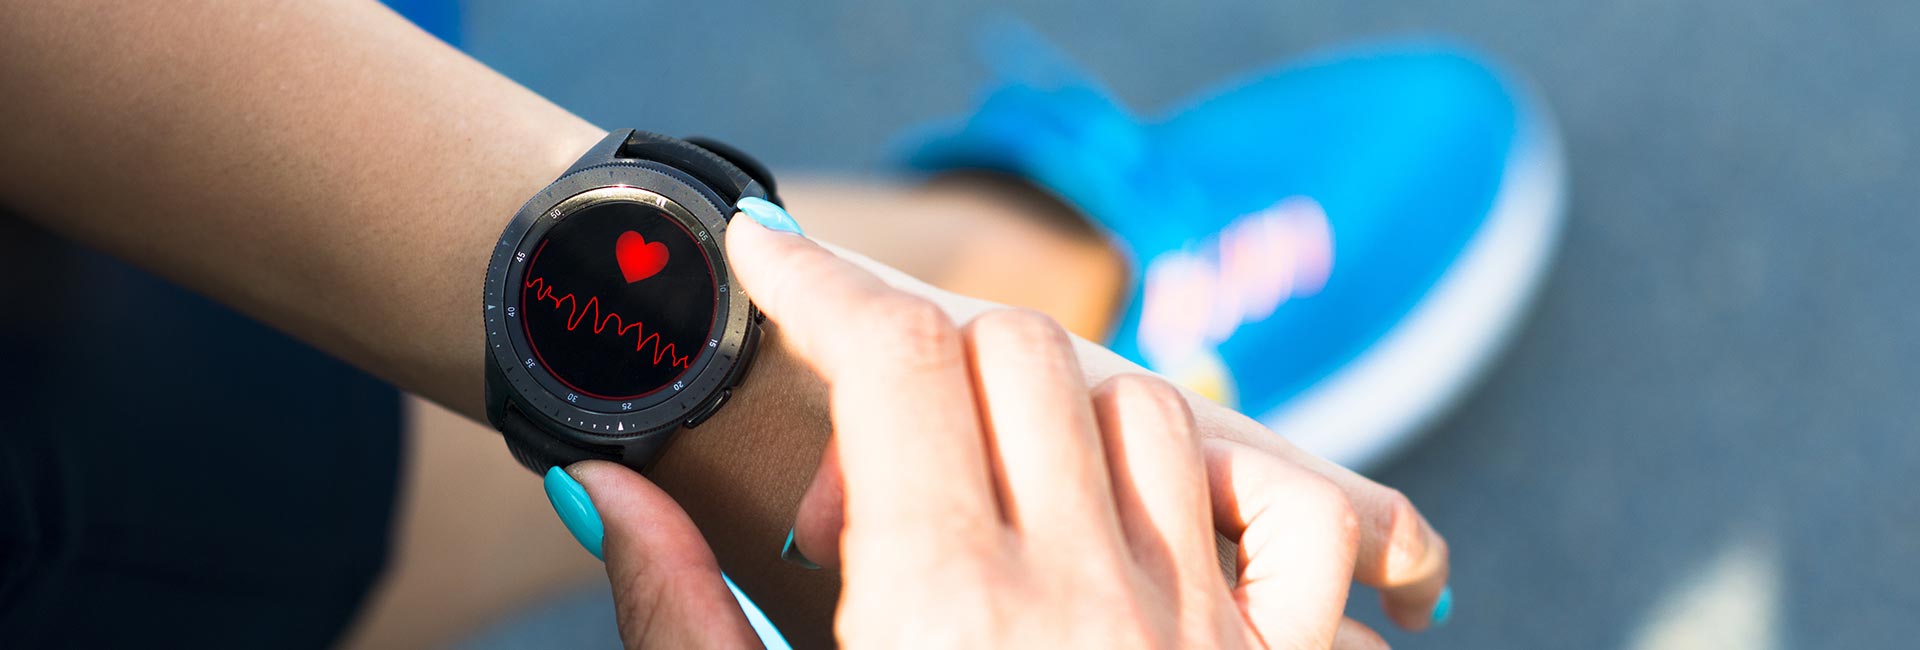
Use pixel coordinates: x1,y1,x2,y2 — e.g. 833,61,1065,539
568,216,1405,648
774,239,1454,633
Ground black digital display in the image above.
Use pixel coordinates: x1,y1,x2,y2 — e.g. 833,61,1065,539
519,199,716,401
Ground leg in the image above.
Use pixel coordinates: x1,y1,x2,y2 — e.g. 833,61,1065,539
344,397,603,649
780,173,1128,340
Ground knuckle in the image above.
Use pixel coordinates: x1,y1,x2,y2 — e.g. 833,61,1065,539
1300,476,1362,550
1374,488,1419,540
965,308,1071,354
861,296,962,366
1096,374,1196,431
1371,486,1440,581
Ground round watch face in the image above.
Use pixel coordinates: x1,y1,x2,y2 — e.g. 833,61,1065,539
488,166,753,440
517,197,717,402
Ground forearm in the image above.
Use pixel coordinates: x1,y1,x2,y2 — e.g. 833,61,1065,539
0,0,599,417
0,1,855,642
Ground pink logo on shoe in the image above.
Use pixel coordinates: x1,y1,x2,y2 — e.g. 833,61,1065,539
1137,196,1333,372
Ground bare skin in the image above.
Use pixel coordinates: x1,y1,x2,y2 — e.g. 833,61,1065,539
575,216,1388,649
0,2,1450,647
350,177,1134,648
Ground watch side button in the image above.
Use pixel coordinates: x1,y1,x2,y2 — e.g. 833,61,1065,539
684,388,732,429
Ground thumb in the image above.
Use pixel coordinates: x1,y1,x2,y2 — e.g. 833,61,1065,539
555,461,762,649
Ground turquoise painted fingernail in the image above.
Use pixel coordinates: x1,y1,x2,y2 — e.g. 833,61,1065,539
544,466,604,561
780,528,819,569
1430,586,1454,627
737,196,804,235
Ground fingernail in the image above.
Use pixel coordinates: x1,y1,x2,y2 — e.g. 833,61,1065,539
736,196,804,235
780,528,819,569
1429,586,1454,628
544,466,604,561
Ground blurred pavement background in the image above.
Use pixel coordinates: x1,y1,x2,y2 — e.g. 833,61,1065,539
459,1,1920,647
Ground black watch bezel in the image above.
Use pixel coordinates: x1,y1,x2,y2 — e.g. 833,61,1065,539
483,160,752,446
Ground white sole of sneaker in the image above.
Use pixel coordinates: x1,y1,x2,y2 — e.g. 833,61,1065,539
1258,99,1568,471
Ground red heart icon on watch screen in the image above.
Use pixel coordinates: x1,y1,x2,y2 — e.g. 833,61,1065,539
615,230,669,283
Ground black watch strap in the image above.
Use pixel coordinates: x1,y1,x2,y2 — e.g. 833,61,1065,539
500,402,671,473
685,136,783,207
498,130,775,474
616,130,783,207
500,403,590,473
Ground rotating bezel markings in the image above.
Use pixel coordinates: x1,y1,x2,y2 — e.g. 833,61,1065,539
483,164,750,441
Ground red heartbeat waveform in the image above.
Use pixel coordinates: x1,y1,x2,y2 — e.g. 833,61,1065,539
524,276,692,370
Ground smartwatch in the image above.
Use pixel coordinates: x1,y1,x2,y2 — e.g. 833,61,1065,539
482,129,781,473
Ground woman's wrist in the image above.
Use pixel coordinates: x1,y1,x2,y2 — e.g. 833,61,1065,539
0,0,607,423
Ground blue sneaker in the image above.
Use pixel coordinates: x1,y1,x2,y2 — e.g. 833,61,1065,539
381,0,461,45
903,27,1566,469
